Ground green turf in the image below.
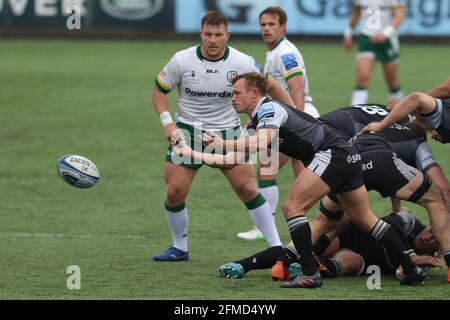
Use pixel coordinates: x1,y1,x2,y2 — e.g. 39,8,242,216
0,39,449,300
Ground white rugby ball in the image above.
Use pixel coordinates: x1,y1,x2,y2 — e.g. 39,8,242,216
57,154,100,189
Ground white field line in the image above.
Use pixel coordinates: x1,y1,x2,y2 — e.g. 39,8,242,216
0,232,150,240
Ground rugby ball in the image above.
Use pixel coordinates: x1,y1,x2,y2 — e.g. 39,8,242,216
57,154,100,189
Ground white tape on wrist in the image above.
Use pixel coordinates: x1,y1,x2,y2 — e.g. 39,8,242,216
382,25,395,38
344,27,353,39
160,111,174,127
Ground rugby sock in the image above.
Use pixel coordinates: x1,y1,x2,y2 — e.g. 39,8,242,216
389,87,403,101
318,257,341,277
351,87,368,105
442,249,450,267
443,249,450,282
165,202,188,252
277,244,300,265
312,235,331,257
258,180,279,218
245,194,282,247
284,242,300,259
236,246,283,273
370,219,415,275
287,216,317,276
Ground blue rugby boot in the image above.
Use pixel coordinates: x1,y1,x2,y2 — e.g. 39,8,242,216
153,247,189,262
217,262,245,279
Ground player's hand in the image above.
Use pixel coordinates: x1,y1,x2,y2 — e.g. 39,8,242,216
410,253,442,268
361,122,384,133
342,38,353,51
170,137,191,157
165,123,185,142
200,133,223,149
370,33,387,44
431,130,446,144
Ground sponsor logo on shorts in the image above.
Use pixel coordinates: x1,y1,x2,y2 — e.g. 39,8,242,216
361,161,373,171
347,154,361,164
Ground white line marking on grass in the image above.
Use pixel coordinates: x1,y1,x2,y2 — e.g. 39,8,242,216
0,232,150,240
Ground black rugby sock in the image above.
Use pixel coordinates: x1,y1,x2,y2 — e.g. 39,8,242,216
370,219,415,275
236,246,283,273
287,216,317,276
313,235,331,257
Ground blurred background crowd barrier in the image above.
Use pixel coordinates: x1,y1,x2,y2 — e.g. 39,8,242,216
1,0,449,38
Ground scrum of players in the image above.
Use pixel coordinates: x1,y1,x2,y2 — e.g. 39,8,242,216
152,5,450,288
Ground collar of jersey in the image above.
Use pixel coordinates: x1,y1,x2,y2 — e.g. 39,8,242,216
196,45,230,62
269,37,286,52
252,97,271,118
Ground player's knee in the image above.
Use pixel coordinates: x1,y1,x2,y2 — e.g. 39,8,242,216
333,250,365,276
282,199,306,219
235,180,259,202
166,184,187,205
356,73,370,86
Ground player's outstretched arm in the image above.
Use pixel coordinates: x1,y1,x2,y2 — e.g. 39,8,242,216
194,128,276,168
172,143,248,170
362,92,436,133
426,77,450,99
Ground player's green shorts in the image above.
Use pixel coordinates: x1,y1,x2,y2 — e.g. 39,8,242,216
166,122,242,169
357,34,399,64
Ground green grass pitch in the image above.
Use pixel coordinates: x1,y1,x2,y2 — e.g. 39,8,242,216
0,39,449,299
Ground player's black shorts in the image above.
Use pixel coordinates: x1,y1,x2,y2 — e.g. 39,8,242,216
359,150,416,197
307,145,364,194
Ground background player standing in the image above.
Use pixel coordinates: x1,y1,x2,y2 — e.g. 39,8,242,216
238,7,320,240
343,0,405,105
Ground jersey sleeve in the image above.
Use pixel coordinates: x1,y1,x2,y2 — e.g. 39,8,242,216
415,142,438,173
155,55,180,94
277,52,304,81
250,56,263,73
256,102,288,130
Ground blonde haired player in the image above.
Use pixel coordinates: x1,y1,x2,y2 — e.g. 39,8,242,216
152,11,294,261
238,6,320,241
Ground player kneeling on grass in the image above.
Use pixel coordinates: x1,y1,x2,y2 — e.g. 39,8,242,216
216,210,442,282
292,210,441,281
172,72,426,288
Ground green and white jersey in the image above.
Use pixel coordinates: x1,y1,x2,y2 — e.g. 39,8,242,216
354,0,404,36
155,46,261,131
263,38,313,104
